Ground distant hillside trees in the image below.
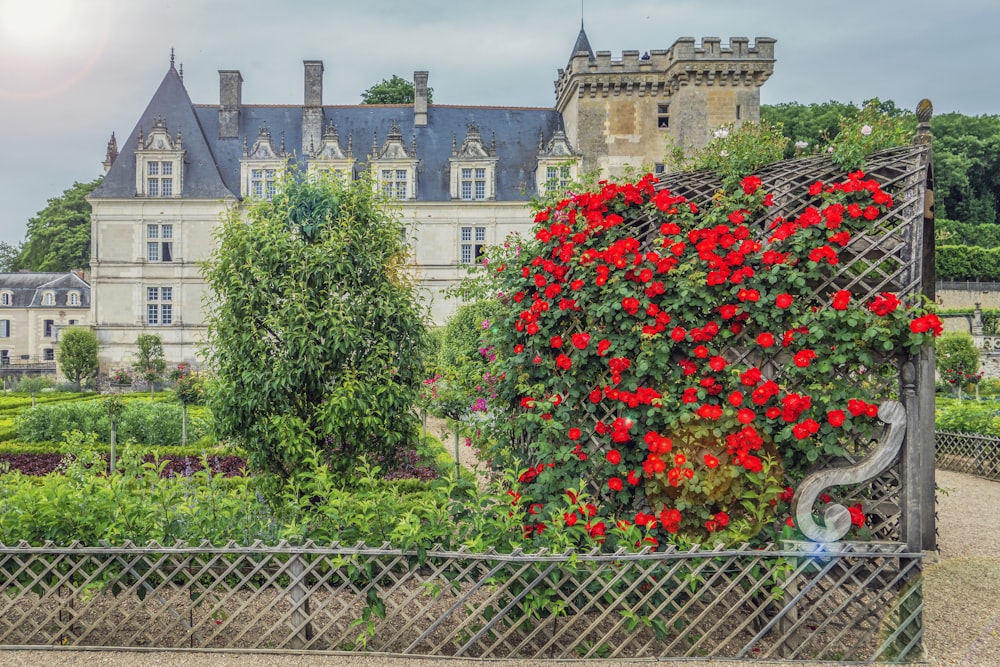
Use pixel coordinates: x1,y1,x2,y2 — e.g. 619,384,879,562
7,177,102,272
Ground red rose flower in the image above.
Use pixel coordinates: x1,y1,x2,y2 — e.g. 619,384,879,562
831,290,851,310
703,454,719,469
608,477,623,492
827,410,846,427
550,335,563,348
606,449,622,465
571,332,591,350
776,293,793,309
555,354,572,370
793,349,817,367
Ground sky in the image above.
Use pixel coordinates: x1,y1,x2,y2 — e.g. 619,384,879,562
0,0,997,246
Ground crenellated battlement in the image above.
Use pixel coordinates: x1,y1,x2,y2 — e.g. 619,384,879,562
555,36,775,109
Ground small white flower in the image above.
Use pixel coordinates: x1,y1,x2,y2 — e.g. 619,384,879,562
795,140,809,150
713,128,730,139
861,124,873,136
827,146,835,153
719,150,729,157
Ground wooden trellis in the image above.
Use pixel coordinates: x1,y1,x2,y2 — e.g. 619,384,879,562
0,109,937,661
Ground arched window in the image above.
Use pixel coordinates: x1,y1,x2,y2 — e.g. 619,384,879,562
42,292,55,306
0,292,10,307
68,292,80,306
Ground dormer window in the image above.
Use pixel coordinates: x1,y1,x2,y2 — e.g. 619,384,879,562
68,291,80,306
371,125,419,202
241,126,288,201
449,125,498,202
0,292,11,307
42,291,55,306
308,121,355,182
536,129,580,196
135,117,184,198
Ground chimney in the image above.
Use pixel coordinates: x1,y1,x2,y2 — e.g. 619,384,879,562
303,60,324,155
413,70,428,127
218,70,242,139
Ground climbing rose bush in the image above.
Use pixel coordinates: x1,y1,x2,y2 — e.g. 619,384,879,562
484,170,941,548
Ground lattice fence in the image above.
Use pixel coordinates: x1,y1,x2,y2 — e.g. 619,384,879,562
0,541,922,661
936,430,1000,481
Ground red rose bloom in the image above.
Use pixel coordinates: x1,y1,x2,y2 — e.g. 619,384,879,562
776,294,793,309
827,410,846,427
606,449,622,465
831,290,851,311
703,454,719,469
608,477,623,492
550,335,563,348
571,332,591,350
757,333,774,348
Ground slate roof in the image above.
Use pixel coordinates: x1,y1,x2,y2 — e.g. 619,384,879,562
93,65,565,203
571,22,595,60
0,273,90,308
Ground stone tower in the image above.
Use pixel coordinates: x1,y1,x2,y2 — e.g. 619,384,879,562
555,28,776,176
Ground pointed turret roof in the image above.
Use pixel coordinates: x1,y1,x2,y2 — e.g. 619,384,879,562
570,21,594,61
91,60,235,199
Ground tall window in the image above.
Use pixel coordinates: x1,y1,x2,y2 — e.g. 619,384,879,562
43,320,53,337
42,292,54,306
0,292,9,306
68,292,80,306
147,161,174,197
381,169,408,200
0,320,9,338
147,224,174,262
546,165,571,190
460,168,487,201
251,169,277,200
146,286,173,325
460,226,486,264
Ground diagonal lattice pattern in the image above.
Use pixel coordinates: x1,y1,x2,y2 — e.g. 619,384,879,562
0,541,923,661
936,431,1000,481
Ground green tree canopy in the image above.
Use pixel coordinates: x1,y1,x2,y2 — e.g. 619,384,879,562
205,172,428,488
360,75,433,105
133,334,166,385
15,177,102,272
58,327,98,389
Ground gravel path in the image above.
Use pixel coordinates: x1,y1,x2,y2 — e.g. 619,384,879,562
0,469,996,667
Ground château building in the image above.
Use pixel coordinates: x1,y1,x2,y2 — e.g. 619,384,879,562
87,27,775,369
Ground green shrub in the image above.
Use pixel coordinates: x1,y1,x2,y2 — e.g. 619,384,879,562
14,399,212,446
935,398,1000,436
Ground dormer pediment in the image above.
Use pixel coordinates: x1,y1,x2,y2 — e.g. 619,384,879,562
244,125,287,160
539,129,577,158
453,124,493,159
139,116,182,152
375,125,415,160
312,121,350,160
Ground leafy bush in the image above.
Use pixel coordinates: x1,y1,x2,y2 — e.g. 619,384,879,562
935,398,1000,436
14,399,212,445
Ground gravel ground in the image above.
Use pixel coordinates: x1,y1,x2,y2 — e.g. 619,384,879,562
0,468,996,667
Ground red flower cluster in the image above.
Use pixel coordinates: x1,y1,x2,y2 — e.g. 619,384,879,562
502,169,941,545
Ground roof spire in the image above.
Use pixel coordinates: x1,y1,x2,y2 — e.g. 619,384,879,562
570,12,594,61
170,48,175,69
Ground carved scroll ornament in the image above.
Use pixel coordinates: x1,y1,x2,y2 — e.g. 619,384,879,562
791,400,906,543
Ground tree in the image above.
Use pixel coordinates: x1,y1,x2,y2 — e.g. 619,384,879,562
0,242,21,272
360,75,433,105
133,333,166,399
57,327,98,390
936,333,981,396
15,177,102,271
205,172,428,489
